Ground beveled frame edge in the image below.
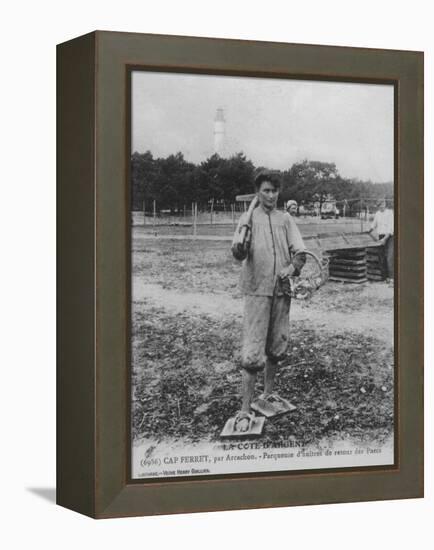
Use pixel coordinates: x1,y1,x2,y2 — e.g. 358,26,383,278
57,30,423,519
57,32,97,517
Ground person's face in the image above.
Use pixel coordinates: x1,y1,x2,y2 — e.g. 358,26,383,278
258,180,279,211
289,204,297,215
379,201,386,211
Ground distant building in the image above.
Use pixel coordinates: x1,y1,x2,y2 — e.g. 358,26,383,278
214,108,226,156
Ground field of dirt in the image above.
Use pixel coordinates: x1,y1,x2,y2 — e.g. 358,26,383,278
131,236,394,447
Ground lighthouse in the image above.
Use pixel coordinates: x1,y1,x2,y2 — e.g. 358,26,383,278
214,108,226,156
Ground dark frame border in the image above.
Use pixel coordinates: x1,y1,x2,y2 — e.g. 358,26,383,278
57,31,423,519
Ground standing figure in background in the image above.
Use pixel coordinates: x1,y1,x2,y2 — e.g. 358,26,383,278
286,200,298,217
368,199,394,282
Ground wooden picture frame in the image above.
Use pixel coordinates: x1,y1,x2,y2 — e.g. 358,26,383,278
57,31,423,518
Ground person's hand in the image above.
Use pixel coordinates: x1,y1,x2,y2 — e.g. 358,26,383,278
232,225,251,260
279,266,295,296
279,265,295,279
232,241,249,260
279,274,292,296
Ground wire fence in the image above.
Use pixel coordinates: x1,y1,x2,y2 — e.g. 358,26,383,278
132,197,393,236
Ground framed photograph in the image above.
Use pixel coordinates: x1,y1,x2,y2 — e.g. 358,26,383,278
57,31,423,518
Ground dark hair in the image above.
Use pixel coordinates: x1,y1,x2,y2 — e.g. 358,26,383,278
254,169,281,191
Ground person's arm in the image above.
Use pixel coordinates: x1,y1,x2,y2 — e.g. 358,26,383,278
386,209,394,236
231,197,258,261
290,251,306,277
368,212,378,235
280,215,306,277
231,212,250,261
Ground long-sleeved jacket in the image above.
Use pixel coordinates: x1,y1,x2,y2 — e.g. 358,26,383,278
370,209,394,237
232,205,305,296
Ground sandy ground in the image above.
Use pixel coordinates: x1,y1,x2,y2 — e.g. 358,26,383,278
130,236,394,471
132,279,394,345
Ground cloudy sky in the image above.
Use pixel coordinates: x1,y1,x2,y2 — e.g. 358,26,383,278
132,71,394,182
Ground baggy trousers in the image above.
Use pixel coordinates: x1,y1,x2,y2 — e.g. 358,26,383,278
379,234,394,279
241,293,291,373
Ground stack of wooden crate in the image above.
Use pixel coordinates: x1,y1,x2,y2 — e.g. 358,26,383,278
366,244,387,281
303,233,386,284
327,248,367,284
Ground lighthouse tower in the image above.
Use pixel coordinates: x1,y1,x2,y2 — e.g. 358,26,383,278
213,108,226,156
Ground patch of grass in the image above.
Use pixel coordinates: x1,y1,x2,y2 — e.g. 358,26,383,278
133,239,239,294
132,307,394,446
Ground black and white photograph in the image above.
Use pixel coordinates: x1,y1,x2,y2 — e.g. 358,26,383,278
130,70,395,479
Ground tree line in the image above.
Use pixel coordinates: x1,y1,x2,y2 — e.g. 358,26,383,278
131,151,393,215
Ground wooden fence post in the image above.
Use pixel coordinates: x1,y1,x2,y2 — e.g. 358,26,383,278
193,202,198,237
